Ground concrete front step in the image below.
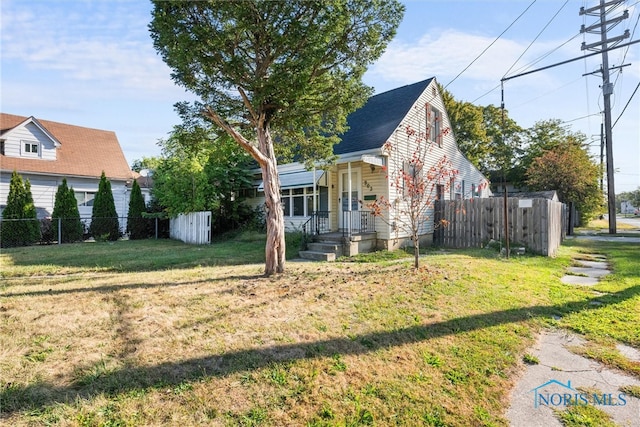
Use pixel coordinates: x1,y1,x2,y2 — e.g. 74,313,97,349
298,250,336,262
307,242,343,257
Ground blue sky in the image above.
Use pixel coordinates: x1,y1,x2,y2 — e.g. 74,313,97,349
2,0,638,192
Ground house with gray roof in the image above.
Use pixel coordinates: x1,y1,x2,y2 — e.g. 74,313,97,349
244,77,491,259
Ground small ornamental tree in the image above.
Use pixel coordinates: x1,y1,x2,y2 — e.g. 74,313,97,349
89,172,120,241
368,121,460,269
127,179,149,239
52,178,83,242
1,171,40,247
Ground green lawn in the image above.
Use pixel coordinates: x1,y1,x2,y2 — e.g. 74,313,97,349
0,234,638,426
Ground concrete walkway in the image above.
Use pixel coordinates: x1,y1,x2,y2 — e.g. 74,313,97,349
507,248,640,426
507,331,640,426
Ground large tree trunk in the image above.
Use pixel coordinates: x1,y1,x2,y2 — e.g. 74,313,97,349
203,107,286,276
257,126,286,276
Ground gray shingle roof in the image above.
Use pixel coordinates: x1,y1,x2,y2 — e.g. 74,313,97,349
333,78,434,155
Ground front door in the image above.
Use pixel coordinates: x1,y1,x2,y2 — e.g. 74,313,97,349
339,168,361,229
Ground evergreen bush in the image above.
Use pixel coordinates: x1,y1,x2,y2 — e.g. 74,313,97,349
127,180,149,239
89,172,120,241
0,171,40,247
52,178,84,243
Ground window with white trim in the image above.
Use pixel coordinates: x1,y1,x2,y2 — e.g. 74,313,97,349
22,140,40,157
281,187,316,217
426,105,442,147
75,191,96,207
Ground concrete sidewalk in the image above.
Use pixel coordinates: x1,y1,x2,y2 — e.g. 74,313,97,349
506,330,640,426
507,248,640,426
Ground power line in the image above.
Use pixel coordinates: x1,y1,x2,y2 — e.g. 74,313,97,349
612,80,640,128
502,39,640,81
502,0,570,79
471,31,582,104
444,0,537,90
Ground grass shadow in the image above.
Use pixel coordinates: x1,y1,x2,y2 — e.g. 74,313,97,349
3,283,639,416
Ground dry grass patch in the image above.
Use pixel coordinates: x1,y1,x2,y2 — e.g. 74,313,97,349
1,240,637,425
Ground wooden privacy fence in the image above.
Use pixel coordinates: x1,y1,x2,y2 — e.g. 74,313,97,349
170,211,212,244
434,198,566,256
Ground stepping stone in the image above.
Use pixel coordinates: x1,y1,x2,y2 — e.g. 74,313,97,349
567,266,610,278
560,275,600,286
574,260,609,269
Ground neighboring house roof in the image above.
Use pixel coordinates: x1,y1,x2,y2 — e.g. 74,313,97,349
504,191,559,201
333,78,434,155
0,113,133,181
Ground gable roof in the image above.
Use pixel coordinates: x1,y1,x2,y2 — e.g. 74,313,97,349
333,78,434,155
0,116,63,148
0,113,133,181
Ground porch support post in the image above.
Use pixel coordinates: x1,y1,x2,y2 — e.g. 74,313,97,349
347,161,352,236
312,166,317,214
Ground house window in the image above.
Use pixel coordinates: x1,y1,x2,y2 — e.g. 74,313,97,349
0,140,5,155
22,140,40,156
281,187,317,217
281,190,291,216
471,183,476,198
292,188,305,216
75,191,96,207
402,160,423,197
426,105,442,147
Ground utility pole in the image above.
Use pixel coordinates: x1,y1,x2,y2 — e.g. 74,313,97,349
580,0,630,234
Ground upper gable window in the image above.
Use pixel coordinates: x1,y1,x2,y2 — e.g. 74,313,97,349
426,105,442,147
22,140,40,157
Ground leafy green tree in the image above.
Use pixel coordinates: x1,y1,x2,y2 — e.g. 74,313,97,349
441,87,524,178
52,178,83,242
526,141,603,224
127,179,149,239
152,123,254,232
1,171,40,247
150,0,404,275
89,172,120,241
131,156,162,174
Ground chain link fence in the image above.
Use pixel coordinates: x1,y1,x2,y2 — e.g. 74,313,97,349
0,216,170,248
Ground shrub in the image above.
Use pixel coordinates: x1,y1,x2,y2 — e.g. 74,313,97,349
89,172,120,241
0,171,40,247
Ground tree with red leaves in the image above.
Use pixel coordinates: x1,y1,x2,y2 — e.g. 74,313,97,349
368,119,459,269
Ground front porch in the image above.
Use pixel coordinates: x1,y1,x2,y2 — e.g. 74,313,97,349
299,210,378,261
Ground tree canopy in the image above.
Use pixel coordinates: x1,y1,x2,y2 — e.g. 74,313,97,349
150,0,404,275
526,141,602,223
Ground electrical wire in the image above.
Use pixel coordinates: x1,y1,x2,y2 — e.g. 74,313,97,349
444,0,537,90
502,0,570,79
471,31,582,104
612,80,640,128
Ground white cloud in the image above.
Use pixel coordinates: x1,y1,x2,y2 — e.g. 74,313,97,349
367,29,578,96
1,0,181,99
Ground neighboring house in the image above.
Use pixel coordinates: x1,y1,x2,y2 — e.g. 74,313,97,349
243,78,491,257
0,113,135,227
621,200,637,215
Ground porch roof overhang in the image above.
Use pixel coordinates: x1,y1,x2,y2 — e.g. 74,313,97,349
334,147,387,165
256,169,325,191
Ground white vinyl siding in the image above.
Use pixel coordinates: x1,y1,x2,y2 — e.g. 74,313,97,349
0,174,130,221
384,80,490,240
2,122,57,160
